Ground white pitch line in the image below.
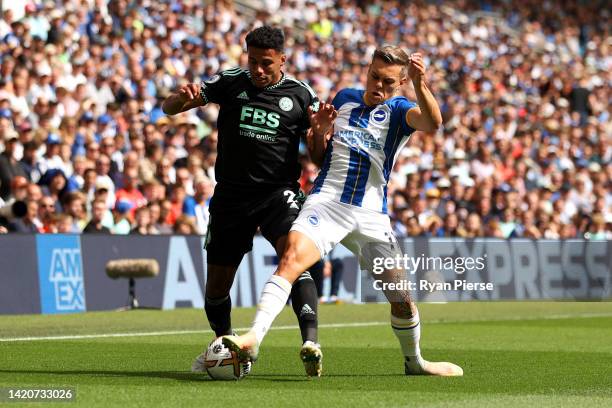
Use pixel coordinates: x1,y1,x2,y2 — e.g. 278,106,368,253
0,322,387,343
1,312,611,343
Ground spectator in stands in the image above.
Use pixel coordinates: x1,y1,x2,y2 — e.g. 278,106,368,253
183,175,213,235
56,213,74,234
62,191,87,232
130,206,159,235
36,133,66,177
111,200,133,235
173,214,199,235
38,195,56,233
83,199,111,234
0,134,27,200
149,201,173,235
115,167,147,217
0,0,607,239
39,169,67,213
9,199,39,233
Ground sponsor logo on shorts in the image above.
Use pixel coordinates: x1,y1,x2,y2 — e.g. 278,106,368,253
307,215,319,226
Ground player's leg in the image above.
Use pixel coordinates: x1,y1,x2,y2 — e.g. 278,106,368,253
275,234,323,376
258,188,323,376
275,235,319,344
358,214,462,376
223,197,351,364
387,281,462,376
192,192,258,373
307,260,325,302
223,230,321,362
202,189,258,337
204,264,239,337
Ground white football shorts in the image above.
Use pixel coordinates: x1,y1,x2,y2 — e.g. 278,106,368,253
291,194,402,270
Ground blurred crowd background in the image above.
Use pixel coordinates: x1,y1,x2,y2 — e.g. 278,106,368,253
0,0,609,239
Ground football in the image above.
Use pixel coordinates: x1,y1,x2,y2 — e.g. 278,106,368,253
204,337,250,380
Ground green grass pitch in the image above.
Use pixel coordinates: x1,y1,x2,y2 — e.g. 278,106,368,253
1,302,611,407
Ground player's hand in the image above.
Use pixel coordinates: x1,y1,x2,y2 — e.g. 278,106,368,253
177,83,202,103
407,53,426,81
308,101,337,138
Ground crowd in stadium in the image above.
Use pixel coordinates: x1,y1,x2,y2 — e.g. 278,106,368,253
0,0,609,239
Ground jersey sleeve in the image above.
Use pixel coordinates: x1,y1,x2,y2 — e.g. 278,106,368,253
199,69,240,105
298,80,320,135
395,98,418,135
331,89,347,110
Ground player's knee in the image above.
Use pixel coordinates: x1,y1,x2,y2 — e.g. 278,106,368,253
277,249,298,278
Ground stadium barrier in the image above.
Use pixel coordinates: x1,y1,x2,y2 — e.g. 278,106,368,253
0,235,610,314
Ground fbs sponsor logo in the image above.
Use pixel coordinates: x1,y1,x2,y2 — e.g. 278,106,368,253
239,106,280,142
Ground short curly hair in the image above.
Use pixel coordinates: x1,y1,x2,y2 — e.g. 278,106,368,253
245,26,285,52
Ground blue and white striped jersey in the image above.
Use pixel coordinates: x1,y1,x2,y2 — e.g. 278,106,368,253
311,88,417,214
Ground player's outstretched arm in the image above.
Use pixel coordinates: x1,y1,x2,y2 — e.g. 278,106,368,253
162,83,206,115
404,53,442,133
307,102,337,167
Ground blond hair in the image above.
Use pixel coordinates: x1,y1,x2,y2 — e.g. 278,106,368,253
372,45,410,78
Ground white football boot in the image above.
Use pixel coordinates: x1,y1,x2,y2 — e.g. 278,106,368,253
404,355,463,376
222,332,260,363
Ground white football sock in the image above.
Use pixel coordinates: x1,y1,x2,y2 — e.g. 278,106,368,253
391,312,425,372
251,275,292,344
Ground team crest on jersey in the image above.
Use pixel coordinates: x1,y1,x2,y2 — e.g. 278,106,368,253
279,97,294,112
205,75,221,84
307,215,319,226
371,108,389,124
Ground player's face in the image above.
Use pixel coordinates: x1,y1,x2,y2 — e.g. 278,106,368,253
247,47,286,88
364,58,407,106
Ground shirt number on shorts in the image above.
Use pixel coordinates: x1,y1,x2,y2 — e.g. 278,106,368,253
284,190,299,209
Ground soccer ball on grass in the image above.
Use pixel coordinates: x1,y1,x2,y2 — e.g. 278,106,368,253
204,337,251,380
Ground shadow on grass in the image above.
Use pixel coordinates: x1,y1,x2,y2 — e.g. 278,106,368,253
0,369,406,383
0,369,208,382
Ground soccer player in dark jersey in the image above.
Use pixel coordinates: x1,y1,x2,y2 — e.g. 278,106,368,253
162,26,333,377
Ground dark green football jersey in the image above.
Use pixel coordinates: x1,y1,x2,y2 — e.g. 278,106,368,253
199,68,319,190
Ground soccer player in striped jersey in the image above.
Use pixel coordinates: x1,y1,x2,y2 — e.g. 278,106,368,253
223,46,463,377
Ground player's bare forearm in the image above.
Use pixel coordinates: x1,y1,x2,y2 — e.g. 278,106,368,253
162,93,200,115
307,128,329,167
162,83,205,115
307,101,338,166
405,53,442,133
412,77,442,132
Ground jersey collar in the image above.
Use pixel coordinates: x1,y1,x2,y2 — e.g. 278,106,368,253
247,71,286,90
265,72,286,90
